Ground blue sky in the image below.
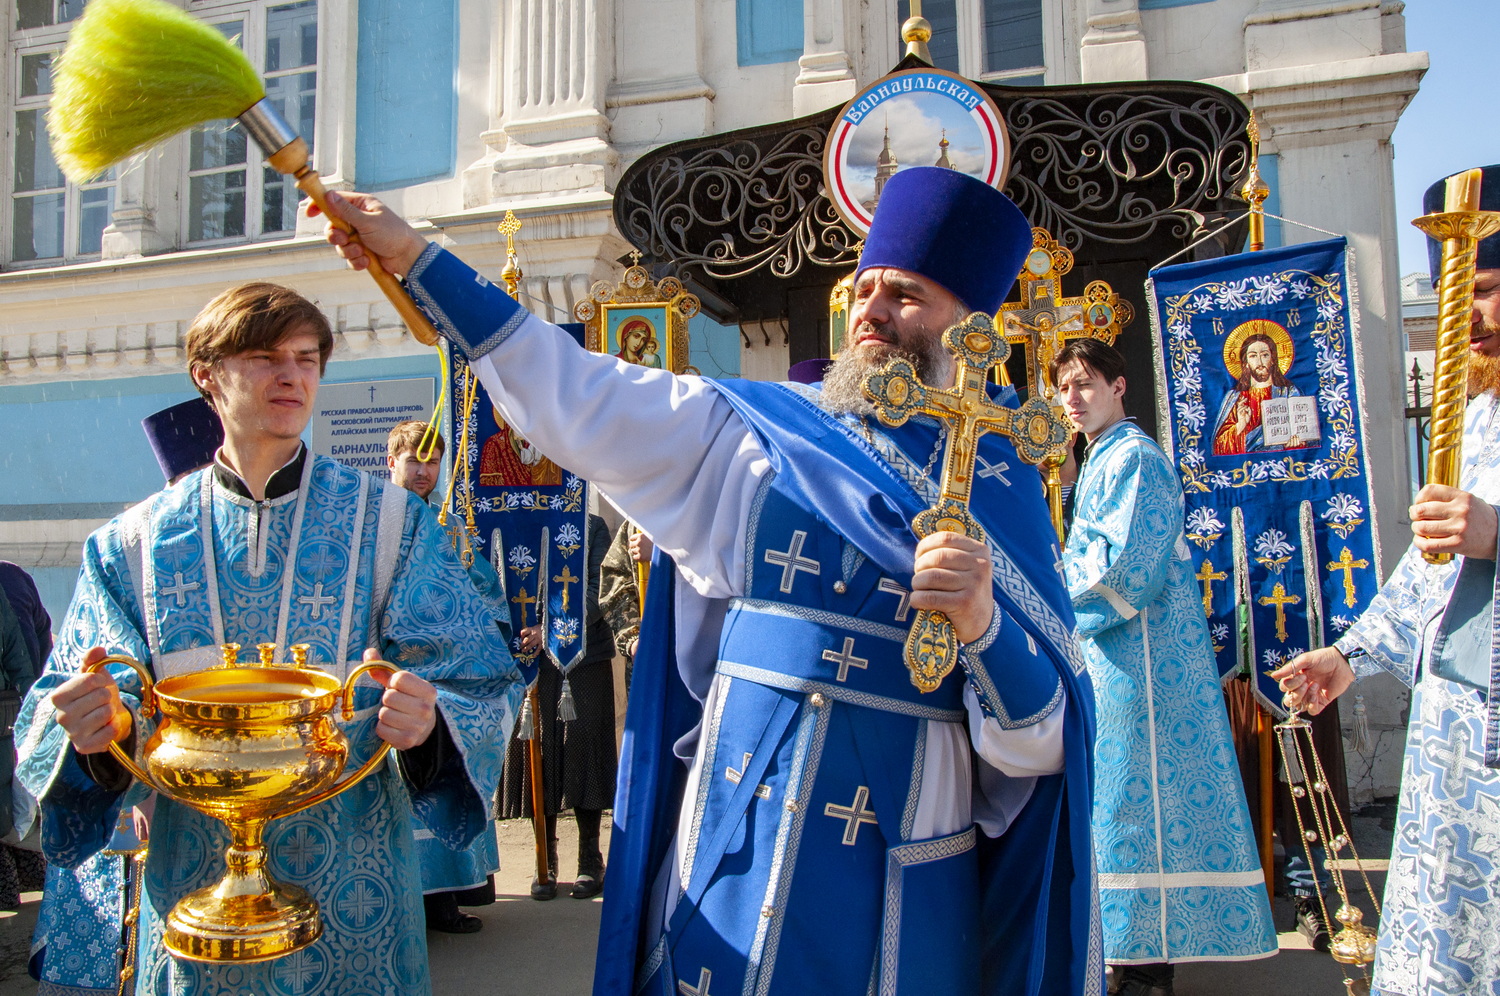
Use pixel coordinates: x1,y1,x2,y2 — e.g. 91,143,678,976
1392,1,1488,277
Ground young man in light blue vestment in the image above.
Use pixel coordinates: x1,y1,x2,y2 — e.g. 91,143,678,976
1055,338,1275,996
387,419,509,934
14,283,524,996
1275,164,1500,996
316,166,1100,995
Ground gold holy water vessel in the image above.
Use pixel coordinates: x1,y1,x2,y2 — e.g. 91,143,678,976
84,642,398,963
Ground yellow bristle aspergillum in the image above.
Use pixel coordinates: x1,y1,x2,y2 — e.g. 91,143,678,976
48,0,266,183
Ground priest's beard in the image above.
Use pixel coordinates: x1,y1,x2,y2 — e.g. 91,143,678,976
819,322,952,415
1470,325,1500,397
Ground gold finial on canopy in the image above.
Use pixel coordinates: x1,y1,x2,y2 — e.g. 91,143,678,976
901,0,933,64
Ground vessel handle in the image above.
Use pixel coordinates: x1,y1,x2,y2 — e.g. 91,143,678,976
80,654,159,790
275,660,401,820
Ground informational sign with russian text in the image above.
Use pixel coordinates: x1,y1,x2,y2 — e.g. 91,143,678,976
311,378,435,473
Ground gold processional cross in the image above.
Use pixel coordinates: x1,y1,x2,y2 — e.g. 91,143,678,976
996,229,1133,535
864,313,1070,693
1326,546,1369,609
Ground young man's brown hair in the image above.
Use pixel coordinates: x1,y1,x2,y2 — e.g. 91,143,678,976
387,419,445,459
185,283,335,406
1049,336,1127,388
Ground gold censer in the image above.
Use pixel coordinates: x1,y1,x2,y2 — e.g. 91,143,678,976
84,643,398,963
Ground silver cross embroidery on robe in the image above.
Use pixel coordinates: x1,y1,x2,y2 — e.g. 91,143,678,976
297,580,337,620
159,572,202,607
824,786,878,845
877,579,912,622
822,637,868,683
678,967,713,996
764,530,820,593
725,753,772,800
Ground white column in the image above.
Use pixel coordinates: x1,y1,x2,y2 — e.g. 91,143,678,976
792,0,860,116
1079,0,1147,83
100,158,170,260
474,0,617,203
607,0,715,162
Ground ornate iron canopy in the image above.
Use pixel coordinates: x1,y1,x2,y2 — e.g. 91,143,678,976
614,62,1252,437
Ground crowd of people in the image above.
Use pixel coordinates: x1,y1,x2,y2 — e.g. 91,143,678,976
4,161,1498,996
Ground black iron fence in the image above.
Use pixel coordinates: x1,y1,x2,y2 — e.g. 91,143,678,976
1406,358,1431,493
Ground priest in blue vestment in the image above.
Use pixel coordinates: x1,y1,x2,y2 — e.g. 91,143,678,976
1054,339,1275,996
15,282,523,996
317,166,1099,995
1275,165,1500,996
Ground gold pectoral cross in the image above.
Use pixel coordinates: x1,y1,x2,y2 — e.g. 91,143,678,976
996,229,1133,537
864,313,1069,693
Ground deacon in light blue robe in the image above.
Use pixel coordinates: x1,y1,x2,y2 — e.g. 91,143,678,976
1333,393,1500,996
1064,419,1276,965
14,450,523,996
416,550,510,903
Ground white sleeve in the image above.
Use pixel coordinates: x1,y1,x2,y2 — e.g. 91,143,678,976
465,313,766,599
963,684,1067,777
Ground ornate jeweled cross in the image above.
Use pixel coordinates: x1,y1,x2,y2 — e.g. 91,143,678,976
997,228,1133,536
864,313,1070,693
1326,547,1369,609
1258,582,1301,643
1195,558,1228,618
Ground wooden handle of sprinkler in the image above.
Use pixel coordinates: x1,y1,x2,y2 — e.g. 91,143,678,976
267,140,440,347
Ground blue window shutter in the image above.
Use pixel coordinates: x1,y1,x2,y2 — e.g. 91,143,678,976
355,0,459,190
737,0,803,67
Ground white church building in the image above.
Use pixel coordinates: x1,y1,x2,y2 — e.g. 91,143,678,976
1,0,1424,800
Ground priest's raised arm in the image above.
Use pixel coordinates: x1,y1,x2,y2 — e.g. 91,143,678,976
317,172,1098,996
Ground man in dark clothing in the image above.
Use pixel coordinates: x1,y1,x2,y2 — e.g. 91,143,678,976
0,563,50,679
500,513,618,900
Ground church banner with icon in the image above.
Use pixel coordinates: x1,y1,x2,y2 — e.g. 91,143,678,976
1148,237,1382,712
446,327,591,675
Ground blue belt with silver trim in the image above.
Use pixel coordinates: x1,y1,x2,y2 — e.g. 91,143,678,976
718,597,966,721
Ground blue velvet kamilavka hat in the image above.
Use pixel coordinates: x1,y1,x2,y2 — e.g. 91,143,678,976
855,166,1032,315
142,397,224,483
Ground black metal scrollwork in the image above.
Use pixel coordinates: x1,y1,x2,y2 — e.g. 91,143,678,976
615,125,861,282
1002,92,1250,250
614,80,1250,293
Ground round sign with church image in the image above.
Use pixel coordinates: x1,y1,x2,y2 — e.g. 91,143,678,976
823,67,1010,237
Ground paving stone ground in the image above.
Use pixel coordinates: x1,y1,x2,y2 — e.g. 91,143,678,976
0,806,1396,995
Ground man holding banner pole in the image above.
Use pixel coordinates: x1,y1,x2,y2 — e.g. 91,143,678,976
1276,165,1500,996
